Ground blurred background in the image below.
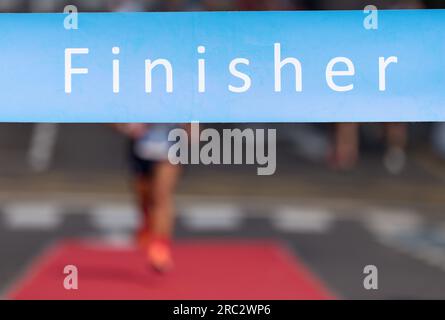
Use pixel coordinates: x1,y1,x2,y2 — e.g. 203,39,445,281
2,0,445,300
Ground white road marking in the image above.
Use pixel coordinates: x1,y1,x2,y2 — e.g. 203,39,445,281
402,224,445,271
98,233,134,248
90,204,139,231
181,204,243,231
363,208,422,238
272,206,334,233
3,203,61,230
416,246,445,269
362,209,445,271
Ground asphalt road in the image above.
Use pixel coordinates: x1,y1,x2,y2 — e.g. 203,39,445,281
1,197,445,299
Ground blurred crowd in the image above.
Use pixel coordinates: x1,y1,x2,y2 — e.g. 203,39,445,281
2,0,445,176
2,0,445,12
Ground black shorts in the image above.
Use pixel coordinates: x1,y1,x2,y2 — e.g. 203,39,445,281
128,140,159,176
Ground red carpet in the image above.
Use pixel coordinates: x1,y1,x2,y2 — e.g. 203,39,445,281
8,240,334,300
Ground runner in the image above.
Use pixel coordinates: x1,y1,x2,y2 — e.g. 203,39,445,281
115,123,183,273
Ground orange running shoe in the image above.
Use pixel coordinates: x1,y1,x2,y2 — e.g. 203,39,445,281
147,238,173,273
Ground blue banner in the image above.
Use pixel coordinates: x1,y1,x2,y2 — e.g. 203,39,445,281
0,10,444,123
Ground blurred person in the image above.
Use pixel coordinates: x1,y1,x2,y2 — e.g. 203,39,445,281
382,1,422,170
115,124,183,273
331,123,359,171
382,2,422,174
383,123,408,174
331,123,408,174
331,1,423,173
